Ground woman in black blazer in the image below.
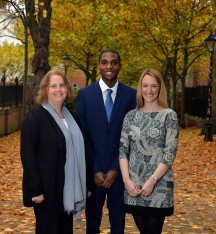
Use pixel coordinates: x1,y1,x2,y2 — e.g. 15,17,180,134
20,70,93,234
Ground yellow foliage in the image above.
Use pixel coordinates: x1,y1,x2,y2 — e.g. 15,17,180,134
43,9,47,18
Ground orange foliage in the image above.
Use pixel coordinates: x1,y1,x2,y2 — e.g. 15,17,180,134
0,128,215,233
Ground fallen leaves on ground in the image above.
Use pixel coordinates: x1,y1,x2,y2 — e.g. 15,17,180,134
0,128,215,233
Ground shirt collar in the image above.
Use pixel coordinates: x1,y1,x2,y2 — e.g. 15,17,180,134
99,78,118,94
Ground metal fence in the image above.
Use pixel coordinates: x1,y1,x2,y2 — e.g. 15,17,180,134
0,74,209,118
0,76,23,108
185,86,208,118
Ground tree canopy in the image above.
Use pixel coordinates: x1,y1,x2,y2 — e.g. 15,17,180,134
1,0,216,126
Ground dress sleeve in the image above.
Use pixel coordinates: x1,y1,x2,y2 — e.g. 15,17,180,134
161,110,179,167
119,113,130,160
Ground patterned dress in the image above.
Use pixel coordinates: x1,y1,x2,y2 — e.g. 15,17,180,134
119,108,179,217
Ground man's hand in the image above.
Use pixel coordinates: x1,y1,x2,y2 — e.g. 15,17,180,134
94,172,106,187
32,194,44,203
102,170,118,188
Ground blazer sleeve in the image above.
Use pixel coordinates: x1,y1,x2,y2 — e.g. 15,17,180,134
20,112,43,197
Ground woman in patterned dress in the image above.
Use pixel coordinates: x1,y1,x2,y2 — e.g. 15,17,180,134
119,69,179,234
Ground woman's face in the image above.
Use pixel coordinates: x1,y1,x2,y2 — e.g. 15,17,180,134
141,74,160,104
47,74,68,106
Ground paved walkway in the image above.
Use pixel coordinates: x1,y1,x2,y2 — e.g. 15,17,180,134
0,128,216,233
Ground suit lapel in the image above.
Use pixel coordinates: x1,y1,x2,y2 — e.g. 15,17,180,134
93,82,109,124
109,83,124,124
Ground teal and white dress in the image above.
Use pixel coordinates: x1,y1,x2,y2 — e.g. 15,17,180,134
119,108,179,217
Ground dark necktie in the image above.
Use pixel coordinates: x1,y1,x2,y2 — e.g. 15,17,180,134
105,89,113,122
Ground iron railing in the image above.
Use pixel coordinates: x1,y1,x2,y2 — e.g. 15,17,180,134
0,75,23,108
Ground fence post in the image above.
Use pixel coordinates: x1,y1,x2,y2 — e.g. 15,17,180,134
1,75,6,108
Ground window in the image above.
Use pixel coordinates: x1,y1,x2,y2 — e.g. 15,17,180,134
72,83,78,90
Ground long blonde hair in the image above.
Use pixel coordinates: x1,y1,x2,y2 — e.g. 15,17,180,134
136,69,168,108
36,70,73,104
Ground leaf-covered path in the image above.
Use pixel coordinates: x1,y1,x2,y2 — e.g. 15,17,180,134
0,128,216,233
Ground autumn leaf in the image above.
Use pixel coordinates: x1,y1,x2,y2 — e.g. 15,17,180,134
191,225,201,229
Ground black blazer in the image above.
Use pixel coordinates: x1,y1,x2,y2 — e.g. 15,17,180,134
20,106,93,211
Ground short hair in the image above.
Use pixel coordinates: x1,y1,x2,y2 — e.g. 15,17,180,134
99,49,121,64
36,69,73,104
136,69,168,108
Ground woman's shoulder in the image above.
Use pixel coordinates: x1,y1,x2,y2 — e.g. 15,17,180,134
124,108,141,121
22,106,49,125
161,108,177,115
126,108,138,116
24,106,44,118
21,107,41,130
160,108,179,123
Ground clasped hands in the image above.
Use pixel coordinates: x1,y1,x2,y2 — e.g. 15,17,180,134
94,170,118,189
125,178,155,197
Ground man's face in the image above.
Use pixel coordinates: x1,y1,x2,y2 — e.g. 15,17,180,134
99,52,121,82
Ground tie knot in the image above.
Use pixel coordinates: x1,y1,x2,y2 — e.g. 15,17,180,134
107,89,112,95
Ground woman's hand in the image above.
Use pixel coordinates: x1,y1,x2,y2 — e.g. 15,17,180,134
120,158,141,196
87,191,92,197
32,194,44,203
124,178,141,197
141,178,155,197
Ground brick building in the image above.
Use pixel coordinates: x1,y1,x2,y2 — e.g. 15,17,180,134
66,68,86,90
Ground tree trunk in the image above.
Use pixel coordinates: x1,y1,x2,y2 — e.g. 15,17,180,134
21,17,28,119
180,77,186,128
172,75,177,111
90,66,97,84
212,47,216,133
26,0,52,103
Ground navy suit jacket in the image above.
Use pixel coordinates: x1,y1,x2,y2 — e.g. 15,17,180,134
76,81,136,175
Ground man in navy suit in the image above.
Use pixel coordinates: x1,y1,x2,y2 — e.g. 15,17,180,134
76,49,136,234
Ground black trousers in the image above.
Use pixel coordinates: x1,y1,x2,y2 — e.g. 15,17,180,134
33,207,73,234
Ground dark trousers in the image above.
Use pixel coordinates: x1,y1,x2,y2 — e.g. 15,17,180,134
86,177,125,234
33,206,73,234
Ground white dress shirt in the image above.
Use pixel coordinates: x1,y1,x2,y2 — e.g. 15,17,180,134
99,78,118,104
